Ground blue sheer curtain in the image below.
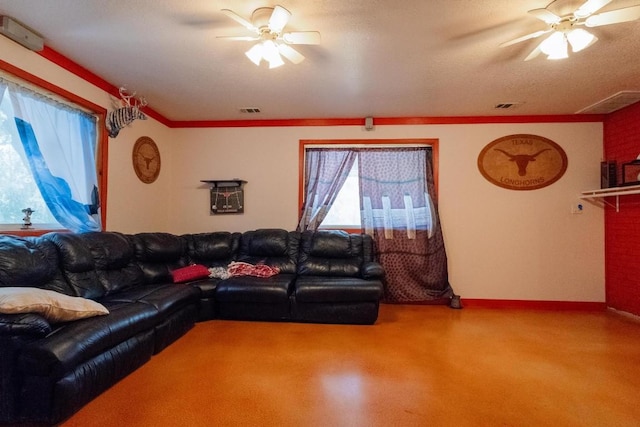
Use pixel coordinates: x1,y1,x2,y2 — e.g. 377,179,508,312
7,81,101,232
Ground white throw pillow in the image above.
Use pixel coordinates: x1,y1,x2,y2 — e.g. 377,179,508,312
0,287,109,323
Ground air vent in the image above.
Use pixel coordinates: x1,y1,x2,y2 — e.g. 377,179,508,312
494,102,522,110
577,91,640,114
239,107,261,114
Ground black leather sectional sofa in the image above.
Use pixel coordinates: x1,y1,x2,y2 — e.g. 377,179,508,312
0,228,384,425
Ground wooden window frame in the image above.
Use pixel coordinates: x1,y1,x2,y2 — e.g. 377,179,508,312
298,138,439,233
0,59,108,236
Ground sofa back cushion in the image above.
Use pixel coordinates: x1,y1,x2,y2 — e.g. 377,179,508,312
44,232,144,299
297,231,367,277
184,232,240,267
0,235,72,295
129,233,189,284
237,229,300,274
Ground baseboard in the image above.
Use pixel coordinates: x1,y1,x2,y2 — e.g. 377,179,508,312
461,299,607,311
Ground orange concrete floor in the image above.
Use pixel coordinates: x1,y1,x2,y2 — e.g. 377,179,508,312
61,304,640,427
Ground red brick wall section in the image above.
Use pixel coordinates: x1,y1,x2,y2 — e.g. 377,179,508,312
603,101,640,316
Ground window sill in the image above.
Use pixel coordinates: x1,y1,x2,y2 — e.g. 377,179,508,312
0,224,67,237
318,226,362,234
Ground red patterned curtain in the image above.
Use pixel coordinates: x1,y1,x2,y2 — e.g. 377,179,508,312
358,148,453,303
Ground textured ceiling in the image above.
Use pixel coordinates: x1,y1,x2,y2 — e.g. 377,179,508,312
0,0,639,121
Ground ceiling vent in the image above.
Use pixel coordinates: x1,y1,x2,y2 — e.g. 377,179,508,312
494,102,522,110
239,107,261,113
577,91,640,114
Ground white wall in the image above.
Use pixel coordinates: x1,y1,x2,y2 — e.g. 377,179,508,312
1,36,605,302
169,123,604,303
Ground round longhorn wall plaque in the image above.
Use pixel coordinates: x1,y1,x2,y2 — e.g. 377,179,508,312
132,136,161,184
477,134,568,191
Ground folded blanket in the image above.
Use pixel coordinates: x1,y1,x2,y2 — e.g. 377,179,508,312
227,261,280,278
208,267,231,280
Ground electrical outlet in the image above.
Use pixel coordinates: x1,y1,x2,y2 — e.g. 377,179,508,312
571,203,584,214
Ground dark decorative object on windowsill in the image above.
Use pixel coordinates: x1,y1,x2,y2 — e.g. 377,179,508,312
21,207,34,229
621,159,640,186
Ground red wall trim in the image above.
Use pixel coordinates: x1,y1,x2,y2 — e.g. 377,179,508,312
169,114,605,128
36,46,606,128
462,299,607,311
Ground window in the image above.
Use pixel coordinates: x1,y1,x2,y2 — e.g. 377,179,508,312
0,89,58,225
0,68,106,234
299,140,438,232
319,158,361,228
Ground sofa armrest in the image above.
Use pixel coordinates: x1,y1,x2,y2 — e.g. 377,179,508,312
0,313,52,338
0,314,51,423
361,261,384,279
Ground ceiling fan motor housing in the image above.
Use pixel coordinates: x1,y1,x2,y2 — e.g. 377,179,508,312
252,7,276,31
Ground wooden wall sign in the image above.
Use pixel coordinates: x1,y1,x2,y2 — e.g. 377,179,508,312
132,136,161,184
477,134,568,191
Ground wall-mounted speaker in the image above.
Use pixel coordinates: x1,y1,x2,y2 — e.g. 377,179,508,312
0,16,44,51
365,116,374,131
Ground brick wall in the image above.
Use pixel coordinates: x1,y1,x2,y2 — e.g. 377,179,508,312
603,101,640,316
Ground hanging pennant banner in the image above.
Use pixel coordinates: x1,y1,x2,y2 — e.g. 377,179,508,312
477,134,568,191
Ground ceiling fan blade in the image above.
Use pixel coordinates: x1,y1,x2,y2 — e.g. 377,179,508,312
269,5,291,33
585,5,640,26
282,31,321,45
499,29,551,48
524,45,543,61
528,8,561,24
574,0,613,18
277,43,305,64
221,9,258,32
216,36,260,41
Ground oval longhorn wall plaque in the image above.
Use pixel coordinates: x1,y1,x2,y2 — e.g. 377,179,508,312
478,134,568,191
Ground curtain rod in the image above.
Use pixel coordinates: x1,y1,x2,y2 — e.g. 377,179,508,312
0,71,96,118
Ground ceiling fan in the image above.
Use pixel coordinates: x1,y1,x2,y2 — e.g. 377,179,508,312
501,0,640,60
218,5,321,68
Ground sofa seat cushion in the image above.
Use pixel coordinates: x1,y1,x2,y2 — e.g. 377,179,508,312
18,301,158,378
99,284,200,318
215,274,295,303
189,279,220,299
294,276,383,303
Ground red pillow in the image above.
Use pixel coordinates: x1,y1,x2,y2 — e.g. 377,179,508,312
171,264,210,283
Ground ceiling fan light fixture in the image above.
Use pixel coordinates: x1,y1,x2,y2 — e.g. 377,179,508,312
547,49,569,60
262,40,284,68
567,28,597,52
267,53,285,69
245,40,286,68
539,31,568,59
245,43,264,66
